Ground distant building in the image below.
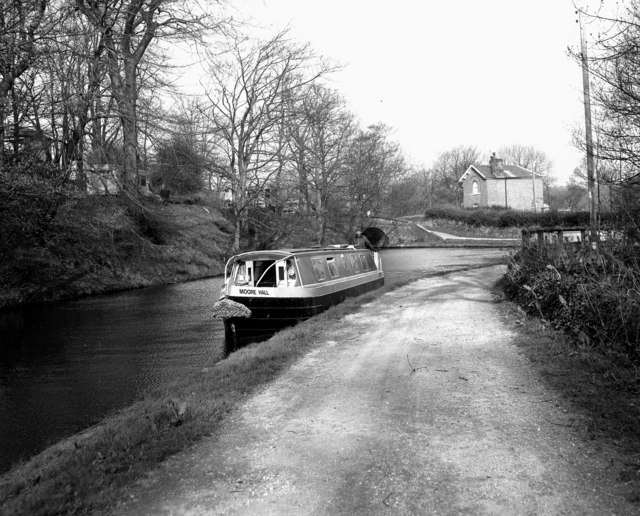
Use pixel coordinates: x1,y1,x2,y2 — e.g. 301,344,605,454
3,126,54,161
459,153,546,211
83,164,120,195
72,164,151,195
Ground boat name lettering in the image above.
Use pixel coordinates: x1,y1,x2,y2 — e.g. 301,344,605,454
239,288,270,295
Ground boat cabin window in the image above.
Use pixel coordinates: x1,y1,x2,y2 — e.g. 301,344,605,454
326,257,338,278
286,260,297,281
234,262,251,285
359,254,369,271
311,257,326,281
233,260,278,287
254,260,277,287
349,254,361,273
231,257,299,288
338,254,350,274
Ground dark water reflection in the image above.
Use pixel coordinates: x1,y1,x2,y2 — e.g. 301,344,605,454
0,279,225,473
0,247,509,473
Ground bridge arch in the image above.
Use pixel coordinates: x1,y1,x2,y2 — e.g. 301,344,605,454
362,227,389,248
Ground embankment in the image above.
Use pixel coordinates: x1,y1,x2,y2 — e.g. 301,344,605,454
0,195,232,310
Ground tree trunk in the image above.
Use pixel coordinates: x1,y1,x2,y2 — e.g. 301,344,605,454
120,100,138,193
315,190,325,245
117,60,139,194
230,155,248,254
11,86,20,155
0,98,5,167
233,216,241,254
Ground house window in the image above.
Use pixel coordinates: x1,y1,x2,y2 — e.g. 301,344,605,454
472,180,479,195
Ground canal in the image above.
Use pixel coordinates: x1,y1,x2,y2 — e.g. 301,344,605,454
0,247,509,473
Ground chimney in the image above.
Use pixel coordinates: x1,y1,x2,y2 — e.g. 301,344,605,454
489,152,504,177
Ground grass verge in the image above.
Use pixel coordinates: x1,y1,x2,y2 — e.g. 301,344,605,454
496,297,640,503
0,279,416,515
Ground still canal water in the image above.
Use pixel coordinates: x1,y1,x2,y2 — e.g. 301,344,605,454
0,247,509,473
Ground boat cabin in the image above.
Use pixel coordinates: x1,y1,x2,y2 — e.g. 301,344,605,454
218,245,384,354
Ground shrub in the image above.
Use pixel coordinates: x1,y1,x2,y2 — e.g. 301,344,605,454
424,205,591,229
499,243,640,360
0,159,69,248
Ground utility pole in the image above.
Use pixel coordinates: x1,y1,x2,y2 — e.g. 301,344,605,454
531,169,537,212
579,11,599,236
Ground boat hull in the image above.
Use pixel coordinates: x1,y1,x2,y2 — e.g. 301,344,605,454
223,276,383,354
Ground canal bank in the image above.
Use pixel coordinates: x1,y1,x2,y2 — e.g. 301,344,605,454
0,197,231,311
2,260,639,514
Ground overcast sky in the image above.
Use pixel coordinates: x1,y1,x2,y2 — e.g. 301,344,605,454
224,0,593,184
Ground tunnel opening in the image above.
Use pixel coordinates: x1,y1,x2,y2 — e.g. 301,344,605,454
362,227,389,248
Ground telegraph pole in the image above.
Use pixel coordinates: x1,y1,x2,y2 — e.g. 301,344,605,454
579,11,599,235
532,168,537,212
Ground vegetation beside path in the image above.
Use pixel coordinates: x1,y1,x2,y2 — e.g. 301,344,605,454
497,299,640,504
499,243,640,362
498,239,640,503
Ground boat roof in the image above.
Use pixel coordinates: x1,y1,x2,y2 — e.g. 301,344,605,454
229,245,365,262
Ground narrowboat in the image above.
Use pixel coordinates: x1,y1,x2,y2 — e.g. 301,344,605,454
215,245,384,354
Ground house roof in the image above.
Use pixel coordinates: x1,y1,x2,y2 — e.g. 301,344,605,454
459,164,542,182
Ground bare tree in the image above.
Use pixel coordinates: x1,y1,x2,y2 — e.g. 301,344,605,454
341,123,408,232
568,3,640,229
202,30,335,253
0,0,50,165
161,99,229,192
385,168,428,216
287,84,355,244
497,144,554,181
413,167,439,211
73,0,216,195
570,3,640,182
429,145,480,206
40,8,110,179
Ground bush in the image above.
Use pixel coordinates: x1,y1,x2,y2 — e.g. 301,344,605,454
0,159,69,248
424,205,591,229
499,243,640,360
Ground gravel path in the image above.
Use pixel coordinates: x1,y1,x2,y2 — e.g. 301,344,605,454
116,266,634,515
413,223,520,242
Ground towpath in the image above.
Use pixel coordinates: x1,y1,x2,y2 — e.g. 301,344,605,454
115,266,634,515
413,223,521,243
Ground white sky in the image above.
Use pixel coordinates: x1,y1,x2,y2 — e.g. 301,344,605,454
203,0,596,184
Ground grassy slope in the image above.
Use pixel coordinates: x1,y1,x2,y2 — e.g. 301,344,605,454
0,195,232,310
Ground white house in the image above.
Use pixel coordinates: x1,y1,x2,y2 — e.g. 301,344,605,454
459,154,545,211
